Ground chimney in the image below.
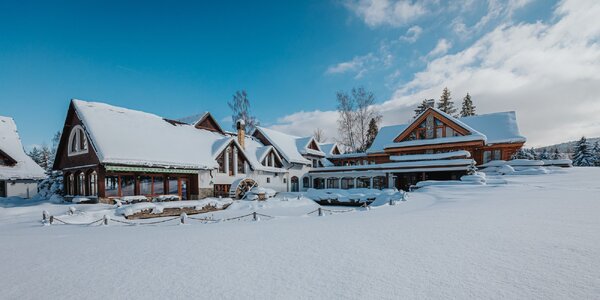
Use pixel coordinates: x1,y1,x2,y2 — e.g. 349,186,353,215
236,119,245,149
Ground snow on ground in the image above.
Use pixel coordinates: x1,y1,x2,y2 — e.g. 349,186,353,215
1,168,600,299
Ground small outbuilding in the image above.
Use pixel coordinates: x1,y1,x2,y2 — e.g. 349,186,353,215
0,116,46,198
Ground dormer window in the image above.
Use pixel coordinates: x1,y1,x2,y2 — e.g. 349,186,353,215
68,125,88,156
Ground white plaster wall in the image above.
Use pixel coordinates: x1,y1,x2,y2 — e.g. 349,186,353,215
5,181,39,198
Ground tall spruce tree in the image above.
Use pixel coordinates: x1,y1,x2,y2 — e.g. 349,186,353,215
414,99,434,118
551,147,562,160
460,93,476,117
27,147,42,166
364,118,379,151
539,148,550,160
437,87,457,117
572,136,594,166
592,141,600,166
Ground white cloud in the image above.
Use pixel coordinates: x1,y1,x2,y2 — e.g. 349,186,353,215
451,0,534,38
325,53,376,78
400,25,423,43
345,0,429,27
273,0,600,147
424,38,452,59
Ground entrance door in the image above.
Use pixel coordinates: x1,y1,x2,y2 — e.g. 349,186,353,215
179,178,189,200
290,176,299,192
0,181,6,197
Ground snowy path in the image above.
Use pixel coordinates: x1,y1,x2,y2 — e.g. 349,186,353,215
1,168,599,299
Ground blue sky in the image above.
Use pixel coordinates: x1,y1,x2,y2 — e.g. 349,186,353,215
2,0,599,148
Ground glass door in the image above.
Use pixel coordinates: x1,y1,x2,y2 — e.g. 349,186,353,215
0,181,6,197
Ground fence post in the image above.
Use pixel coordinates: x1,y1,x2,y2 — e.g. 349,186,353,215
49,215,54,225
180,213,187,224
42,210,49,222
389,199,395,206
253,212,258,221
318,207,323,217
103,215,109,226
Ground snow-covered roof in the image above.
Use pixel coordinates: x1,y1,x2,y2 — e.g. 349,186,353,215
459,111,526,145
72,99,287,173
367,108,526,153
72,100,224,170
254,127,324,165
319,142,344,157
0,116,46,180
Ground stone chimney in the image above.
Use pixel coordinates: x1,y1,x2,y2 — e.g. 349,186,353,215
236,119,245,149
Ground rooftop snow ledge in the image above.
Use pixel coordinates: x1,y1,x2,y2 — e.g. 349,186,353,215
382,135,486,150
390,150,471,162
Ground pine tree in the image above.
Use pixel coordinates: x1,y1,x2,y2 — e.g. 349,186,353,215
592,141,600,166
528,148,539,160
572,136,594,166
27,147,42,166
460,93,476,117
364,118,379,151
551,148,562,160
39,144,51,171
414,99,434,118
512,148,534,160
539,148,550,160
437,87,457,116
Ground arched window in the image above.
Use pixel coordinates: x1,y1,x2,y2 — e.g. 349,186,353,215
77,172,86,195
68,125,88,156
89,171,98,196
302,176,310,188
67,173,75,195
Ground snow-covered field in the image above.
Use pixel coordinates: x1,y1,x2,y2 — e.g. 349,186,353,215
1,168,599,299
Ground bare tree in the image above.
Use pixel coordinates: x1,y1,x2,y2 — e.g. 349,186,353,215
336,91,356,152
313,128,326,143
335,87,382,152
353,87,381,152
228,90,259,133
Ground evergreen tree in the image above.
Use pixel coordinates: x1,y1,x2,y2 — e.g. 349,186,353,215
364,118,379,151
228,90,259,133
528,148,539,160
460,93,476,117
39,144,51,171
414,99,434,118
436,87,457,116
27,147,42,166
551,147,562,160
572,136,594,166
512,148,535,160
539,148,550,160
592,141,600,166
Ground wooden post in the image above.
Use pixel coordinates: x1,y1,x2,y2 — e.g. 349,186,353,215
253,212,257,221
42,210,49,222
49,215,54,225
318,207,323,217
103,215,109,226
389,199,394,206
180,213,187,224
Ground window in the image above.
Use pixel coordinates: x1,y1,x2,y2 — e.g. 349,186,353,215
357,177,370,188
66,173,75,195
168,177,179,195
266,177,271,183
105,175,119,197
283,178,287,184
154,176,164,195
120,176,135,196
327,178,339,189
140,176,152,195
372,176,387,190
341,178,354,189
217,152,225,173
313,178,324,189
303,177,310,188
89,171,98,196
483,151,492,163
312,159,318,168
237,153,245,174
446,127,455,137
67,125,88,156
493,149,502,161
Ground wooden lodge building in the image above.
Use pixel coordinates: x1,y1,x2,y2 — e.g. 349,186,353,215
309,107,526,190
53,99,526,203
